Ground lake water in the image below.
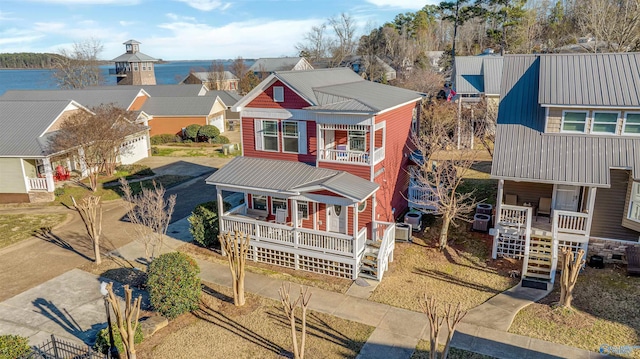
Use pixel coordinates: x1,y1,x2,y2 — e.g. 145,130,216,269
0,60,255,95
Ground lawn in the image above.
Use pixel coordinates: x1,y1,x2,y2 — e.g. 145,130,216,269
412,341,495,359
369,218,520,312
151,145,237,158
136,281,374,359
509,266,640,358
0,213,68,249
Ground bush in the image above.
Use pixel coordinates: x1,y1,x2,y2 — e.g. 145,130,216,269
150,134,181,145
94,324,143,355
213,135,230,144
0,335,31,359
184,124,201,141
147,253,201,319
198,125,220,142
151,146,159,155
189,201,231,248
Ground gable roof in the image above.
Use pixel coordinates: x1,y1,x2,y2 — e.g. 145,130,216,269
538,53,640,107
248,57,311,73
234,68,423,114
491,53,640,186
0,100,82,156
1,88,147,110
140,96,218,116
205,90,242,107
453,56,504,95
206,156,379,202
87,84,207,97
183,71,238,82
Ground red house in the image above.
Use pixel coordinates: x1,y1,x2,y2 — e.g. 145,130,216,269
206,68,423,280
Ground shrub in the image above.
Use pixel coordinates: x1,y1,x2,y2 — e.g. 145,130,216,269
150,134,181,145
151,147,159,155
213,135,230,144
198,125,220,142
54,187,65,196
94,324,143,354
184,124,201,141
147,252,200,319
189,201,231,248
0,334,31,359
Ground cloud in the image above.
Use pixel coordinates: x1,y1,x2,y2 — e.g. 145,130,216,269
365,0,430,9
166,13,197,22
119,20,137,26
175,0,231,11
0,28,44,46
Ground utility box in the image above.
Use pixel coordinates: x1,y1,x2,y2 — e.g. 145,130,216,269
473,213,491,232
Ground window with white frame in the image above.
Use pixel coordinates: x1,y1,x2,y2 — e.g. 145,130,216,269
282,121,299,153
297,201,309,219
561,111,587,133
623,113,640,135
629,182,640,223
591,111,619,134
273,86,284,102
349,130,366,151
252,195,267,211
272,197,287,214
262,120,279,151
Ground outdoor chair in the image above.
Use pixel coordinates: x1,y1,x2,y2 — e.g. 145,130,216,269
537,197,552,222
275,208,288,225
505,194,518,206
626,246,640,276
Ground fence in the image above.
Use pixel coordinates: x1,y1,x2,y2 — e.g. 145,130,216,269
24,335,106,359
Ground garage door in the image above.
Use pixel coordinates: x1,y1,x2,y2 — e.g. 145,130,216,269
209,114,225,133
120,135,149,165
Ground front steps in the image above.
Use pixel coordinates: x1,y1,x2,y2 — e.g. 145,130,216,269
359,240,381,280
522,236,553,289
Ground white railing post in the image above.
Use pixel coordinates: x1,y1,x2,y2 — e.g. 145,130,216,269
550,211,560,284
42,157,55,192
522,207,532,278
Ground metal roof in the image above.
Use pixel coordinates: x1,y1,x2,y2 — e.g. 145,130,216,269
538,53,640,107
206,157,378,201
87,84,206,97
185,71,238,82
248,57,308,73
0,88,144,110
111,52,158,62
205,90,242,107
491,54,640,186
453,56,504,95
483,57,504,95
140,96,218,116
0,100,74,156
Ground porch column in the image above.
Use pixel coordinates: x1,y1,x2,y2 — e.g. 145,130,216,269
585,187,597,236
217,187,225,256
42,157,55,192
291,199,299,228
78,147,88,177
316,124,322,166
369,122,375,165
492,179,505,259
353,204,359,259
291,198,300,270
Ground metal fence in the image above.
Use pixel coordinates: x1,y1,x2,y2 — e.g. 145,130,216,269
23,335,106,359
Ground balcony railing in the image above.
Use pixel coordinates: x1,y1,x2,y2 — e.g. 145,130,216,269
318,147,385,165
408,185,438,212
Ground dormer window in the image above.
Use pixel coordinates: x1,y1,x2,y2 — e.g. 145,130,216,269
273,86,284,102
591,111,619,134
561,111,587,133
623,113,640,135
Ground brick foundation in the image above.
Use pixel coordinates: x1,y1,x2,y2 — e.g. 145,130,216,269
588,237,640,264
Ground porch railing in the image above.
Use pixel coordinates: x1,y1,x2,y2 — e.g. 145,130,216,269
27,177,48,191
375,221,396,281
373,147,385,163
492,205,531,260
319,149,370,164
408,185,438,212
553,210,589,236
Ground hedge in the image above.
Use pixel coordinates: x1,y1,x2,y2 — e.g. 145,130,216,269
147,253,201,319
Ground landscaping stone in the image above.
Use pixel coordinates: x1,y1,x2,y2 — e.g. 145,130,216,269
139,315,168,338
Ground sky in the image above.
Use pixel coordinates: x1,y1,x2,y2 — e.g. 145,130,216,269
0,0,435,61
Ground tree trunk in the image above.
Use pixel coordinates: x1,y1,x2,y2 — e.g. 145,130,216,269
290,309,299,359
439,215,451,251
558,248,585,309
93,240,102,265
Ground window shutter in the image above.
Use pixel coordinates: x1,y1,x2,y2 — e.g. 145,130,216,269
254,119,263,151
298,121,307,154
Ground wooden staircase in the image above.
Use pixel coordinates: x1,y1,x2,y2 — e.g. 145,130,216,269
359,240,381,280
523,236,553,284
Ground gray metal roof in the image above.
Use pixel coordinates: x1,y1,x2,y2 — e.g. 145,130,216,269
483,57,504,95
206,157,378,201
140,96,218,116
491,54,640,186
538,53,640,107
453,56,504,95
111,52,158,62
185,71,238,82
248,57,308,73
205,90,242,106
0,88,144,110
0,100,74,156
87,84,206,97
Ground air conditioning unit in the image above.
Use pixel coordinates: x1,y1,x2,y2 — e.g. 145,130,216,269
404,211,423,231
476,203,493,215
473,213,491,232
395,223,412,242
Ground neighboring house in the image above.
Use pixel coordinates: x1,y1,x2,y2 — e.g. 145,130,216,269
425,51,444,71
205,68,423,280
138,96,228,136
491,53,640,288
1,88,151,111
110,40,159,85
248,57,313,80
205,90,243,128
339,55,396,82
0,100,149,203
181,71,239,91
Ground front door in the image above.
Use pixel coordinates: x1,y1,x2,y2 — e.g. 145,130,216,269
327,204,346,233
555,185,580,211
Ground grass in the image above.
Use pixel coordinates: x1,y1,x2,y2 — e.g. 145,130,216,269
369,218,520,312
509,266,640,358
412,341,495,359
151,145,237,158
136,281,374,359
0,213,68,249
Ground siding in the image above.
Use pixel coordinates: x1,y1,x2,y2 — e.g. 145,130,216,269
503,181,554,206
149,116,206,136
591,169,640,240
357,197,374,239
317,203,327,231
45,109,84,133
241,117,317,162
0,158,27,193
318,161,370,180
246,80,309,109
129,95,149,111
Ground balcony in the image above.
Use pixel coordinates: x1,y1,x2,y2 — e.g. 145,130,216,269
318,123,385,166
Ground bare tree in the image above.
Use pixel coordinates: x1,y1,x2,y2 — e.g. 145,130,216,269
475,97,498,158
49,104,139,191
575,0,640,52
120,178,176,260
220,231,250,306
207,60,227,90
104,282,142,359
52,38,104,89
278,284,312,359
328,13,358,66
411,101,478,250
296,24,331,63
72,195,103,265
421,295,467,359
558,248,586,309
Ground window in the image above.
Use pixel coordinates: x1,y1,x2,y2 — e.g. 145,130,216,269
297,201,309,219
252,195,267,211
349,130,366,151
357,201,367,212
623,113,640,135
133,63,138,71
272,197,287,214
273,86,284,102
591,112,619,134
282,121,299,153
262,120,279,151
629,182,640,223
561,111,587,133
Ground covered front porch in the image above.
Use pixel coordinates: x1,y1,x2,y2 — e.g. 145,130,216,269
317,123,385,165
